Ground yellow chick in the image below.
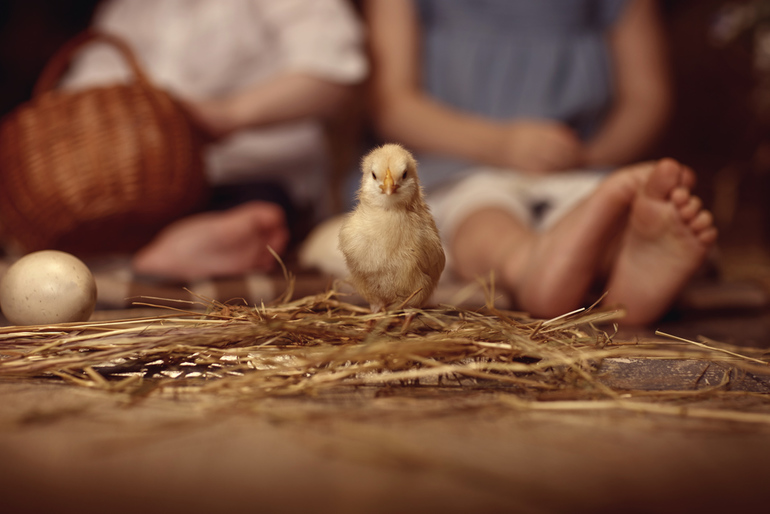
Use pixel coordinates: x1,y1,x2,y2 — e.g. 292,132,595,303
339,144,446,312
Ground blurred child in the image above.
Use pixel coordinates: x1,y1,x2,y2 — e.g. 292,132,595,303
64,0,368,280
362,0,717,325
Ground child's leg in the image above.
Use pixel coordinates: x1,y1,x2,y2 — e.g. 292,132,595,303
437,160,712,325
443,164,649,316
427,169,535,290
513,165,648,318
450,207,535,289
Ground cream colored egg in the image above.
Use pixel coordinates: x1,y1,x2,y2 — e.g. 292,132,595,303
0,250,97,326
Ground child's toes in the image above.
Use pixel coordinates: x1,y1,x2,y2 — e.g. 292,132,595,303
681,165,697,189
699,226,718,244
670,186,690,207
645,159,684,200
690,210,714,232
679,196,702,222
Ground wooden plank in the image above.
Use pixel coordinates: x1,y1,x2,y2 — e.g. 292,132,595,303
598,357,770,392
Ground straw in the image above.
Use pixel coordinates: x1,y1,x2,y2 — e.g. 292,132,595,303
1,284,769,424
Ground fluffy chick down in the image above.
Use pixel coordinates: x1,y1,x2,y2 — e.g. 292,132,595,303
339,144,445,312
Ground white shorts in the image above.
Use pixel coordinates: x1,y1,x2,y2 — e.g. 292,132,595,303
426,168,607,245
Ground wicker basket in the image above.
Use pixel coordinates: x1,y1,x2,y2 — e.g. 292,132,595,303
0,31,208,255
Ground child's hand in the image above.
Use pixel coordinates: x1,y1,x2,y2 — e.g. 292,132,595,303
500,120,585,173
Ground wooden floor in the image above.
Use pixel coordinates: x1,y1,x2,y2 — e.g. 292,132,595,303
1,303,769,514
2,242,770,513
1,379,768,514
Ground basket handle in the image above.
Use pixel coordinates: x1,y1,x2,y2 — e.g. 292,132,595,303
33,30,152,97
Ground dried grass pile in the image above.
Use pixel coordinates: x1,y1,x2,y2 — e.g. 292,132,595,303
1,282,770,424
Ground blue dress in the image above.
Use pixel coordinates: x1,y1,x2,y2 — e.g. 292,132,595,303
414,0,629,190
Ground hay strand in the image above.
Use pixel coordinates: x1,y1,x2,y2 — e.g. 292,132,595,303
655,330,769,366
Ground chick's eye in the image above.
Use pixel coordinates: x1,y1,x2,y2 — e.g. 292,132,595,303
371,171,376,180
401,171,408,180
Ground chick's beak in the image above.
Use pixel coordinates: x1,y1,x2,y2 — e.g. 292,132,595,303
380,168,397,195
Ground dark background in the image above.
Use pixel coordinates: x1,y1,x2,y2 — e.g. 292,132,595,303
1,0,767,250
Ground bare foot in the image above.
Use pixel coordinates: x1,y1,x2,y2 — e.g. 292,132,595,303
132,201,289,281
511,163,653,318
604,159,718,326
